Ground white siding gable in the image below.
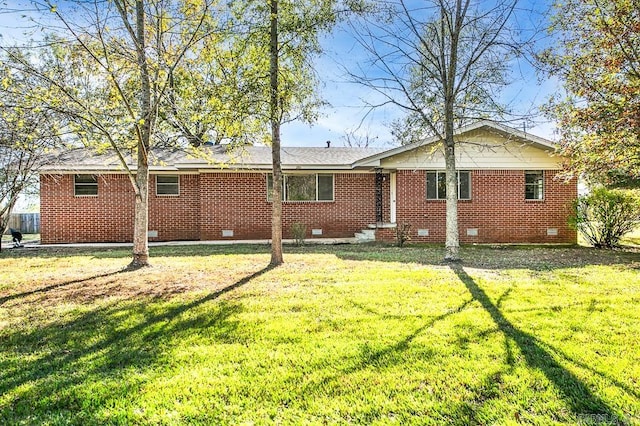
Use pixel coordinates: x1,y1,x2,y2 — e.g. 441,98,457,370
379,129,562,170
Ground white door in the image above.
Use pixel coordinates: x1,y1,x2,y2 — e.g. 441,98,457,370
390,172,397,223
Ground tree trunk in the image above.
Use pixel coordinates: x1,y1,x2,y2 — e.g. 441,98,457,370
0,185,22,253
131,157,150,268
269,0,283,266
444,99,460,261
443,2,462,262
129,0,151,268
444,138,460,261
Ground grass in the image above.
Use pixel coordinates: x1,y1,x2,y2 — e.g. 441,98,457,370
621,226,640,247
0,243,639,425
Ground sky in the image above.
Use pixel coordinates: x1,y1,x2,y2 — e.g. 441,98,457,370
282,0,560,148
1,0,561,152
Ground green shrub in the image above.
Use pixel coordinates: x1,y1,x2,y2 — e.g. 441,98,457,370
570,187,640,248
291,222,307,246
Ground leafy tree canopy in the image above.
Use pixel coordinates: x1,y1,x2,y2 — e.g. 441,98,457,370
0,57,61,239
541,0,640,186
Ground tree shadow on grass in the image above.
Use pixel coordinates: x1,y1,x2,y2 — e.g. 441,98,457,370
539,340,640,401
0,244,272,260
330,244,640,271
0,265,273,423
0,270,126,306
351,298,474,368
3,243,639,271
450,264,627,423
300,298,473,396
297,297,536,424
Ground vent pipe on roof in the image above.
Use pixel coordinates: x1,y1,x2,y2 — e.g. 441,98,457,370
326,140,331,148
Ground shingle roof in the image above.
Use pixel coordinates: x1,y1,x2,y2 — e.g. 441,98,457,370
39,121,558,172
40,145,386,172
179,146,385,169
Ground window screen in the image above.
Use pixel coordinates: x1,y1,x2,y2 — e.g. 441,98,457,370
74,175,98,196
156,175,179,195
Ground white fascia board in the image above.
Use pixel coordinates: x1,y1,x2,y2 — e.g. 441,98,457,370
351,158,382,168
351,120,559,168
39,169,129,175
473,120,557,150
39,165,182,173
352,137,439,168
282,164,354,170
196,168,373,174
39,165,128,173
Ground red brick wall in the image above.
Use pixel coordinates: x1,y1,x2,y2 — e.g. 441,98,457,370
40,169,576,244
149,174,200,241
199,172,387,240
40,174,135,243
391,169,577,243
41,172,387,243
199,173,271,240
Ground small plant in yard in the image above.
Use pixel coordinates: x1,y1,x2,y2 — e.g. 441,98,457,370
570,187,640,248
396,222,411,247
291,222,307,246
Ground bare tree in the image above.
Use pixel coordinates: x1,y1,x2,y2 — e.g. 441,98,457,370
348,0,525,261
341,127,379,147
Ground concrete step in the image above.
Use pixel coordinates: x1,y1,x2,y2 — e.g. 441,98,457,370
367,222,397,229
354,230,376,242
360,229,376,237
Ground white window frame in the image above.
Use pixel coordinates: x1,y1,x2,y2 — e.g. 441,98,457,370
267,174,334,202
426,171,471,200
525,170,544,200
74,174,98,196
156,175,180,196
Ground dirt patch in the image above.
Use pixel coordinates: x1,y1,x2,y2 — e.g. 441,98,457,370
459,245,640,270
0,263,266,309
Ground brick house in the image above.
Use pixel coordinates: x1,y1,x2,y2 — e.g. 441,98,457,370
39,121,577,244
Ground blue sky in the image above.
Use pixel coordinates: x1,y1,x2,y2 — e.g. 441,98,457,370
283,0,560,148
1,0,560,149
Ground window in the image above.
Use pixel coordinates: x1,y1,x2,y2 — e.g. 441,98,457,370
317,175,334,201
525,171,544,200
286,175,316,201
74,174,98,196
426,171,471,200
156,175,179,196
267,174,334,201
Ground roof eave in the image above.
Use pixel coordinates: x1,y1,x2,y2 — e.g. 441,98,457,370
352,159,382,168
41,163,358,173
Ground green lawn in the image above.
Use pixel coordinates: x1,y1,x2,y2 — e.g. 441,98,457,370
622,227,640,247
1,244,639,425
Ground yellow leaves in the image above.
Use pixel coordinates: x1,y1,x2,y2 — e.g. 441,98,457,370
50,4,57,13
181,0,205,15
1,77,10,90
